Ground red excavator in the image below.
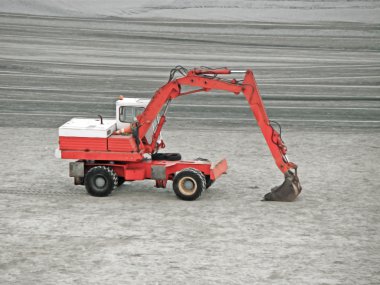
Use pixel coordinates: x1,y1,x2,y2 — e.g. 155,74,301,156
56,66,302,201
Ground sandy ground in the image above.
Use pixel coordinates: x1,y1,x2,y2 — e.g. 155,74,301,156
0,12,379,131
0,127,379,284
1,0,380,23
0,1,380,284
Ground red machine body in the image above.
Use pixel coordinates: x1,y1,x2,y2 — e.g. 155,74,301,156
58,67,301,201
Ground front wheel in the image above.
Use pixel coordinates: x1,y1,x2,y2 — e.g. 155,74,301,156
205,176,214,189
84,166,118,197
173,168,206,201
194,158,213,189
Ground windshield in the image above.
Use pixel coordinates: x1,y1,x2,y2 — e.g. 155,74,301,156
119,106,145,123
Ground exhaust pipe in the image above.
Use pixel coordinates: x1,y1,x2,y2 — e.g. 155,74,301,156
263,169,302,202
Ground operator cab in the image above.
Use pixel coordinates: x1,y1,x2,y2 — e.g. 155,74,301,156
116,97,159,143
116,98,149,128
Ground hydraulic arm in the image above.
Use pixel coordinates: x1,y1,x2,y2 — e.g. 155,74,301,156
135,67,302,201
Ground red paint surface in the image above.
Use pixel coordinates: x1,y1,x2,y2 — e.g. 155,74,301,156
59,136,107,151
108,134,137,152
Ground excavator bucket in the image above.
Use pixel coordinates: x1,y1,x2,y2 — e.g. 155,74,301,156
263,170,302,202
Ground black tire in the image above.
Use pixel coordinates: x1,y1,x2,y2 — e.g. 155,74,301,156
194,158,213,189
84,166,118,197
173,168,206,201
117,177,125,187
194,157,210,162
152,153,181,161
205,176,214,189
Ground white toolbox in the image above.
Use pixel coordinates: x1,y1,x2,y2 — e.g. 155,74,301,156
59,118,117,138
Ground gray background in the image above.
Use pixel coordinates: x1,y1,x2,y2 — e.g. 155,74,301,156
0,1,379,284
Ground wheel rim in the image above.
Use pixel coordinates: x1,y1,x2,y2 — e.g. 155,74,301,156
95,176,106,188
178,177,197,196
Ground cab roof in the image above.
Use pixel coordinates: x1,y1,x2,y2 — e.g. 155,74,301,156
116,98,150,107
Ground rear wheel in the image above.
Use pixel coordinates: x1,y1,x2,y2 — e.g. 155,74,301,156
173,168,206,201
84,166,118,197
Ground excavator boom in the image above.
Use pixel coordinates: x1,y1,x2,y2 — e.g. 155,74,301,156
134,67,302,201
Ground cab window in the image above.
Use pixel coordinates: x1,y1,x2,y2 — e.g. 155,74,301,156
119,107,145,123
135,107,145,117
119,107,134,123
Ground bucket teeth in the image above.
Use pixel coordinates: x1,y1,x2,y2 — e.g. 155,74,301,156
263,171,302,202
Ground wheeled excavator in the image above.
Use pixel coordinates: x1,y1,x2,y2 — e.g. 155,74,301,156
56,67,302,201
